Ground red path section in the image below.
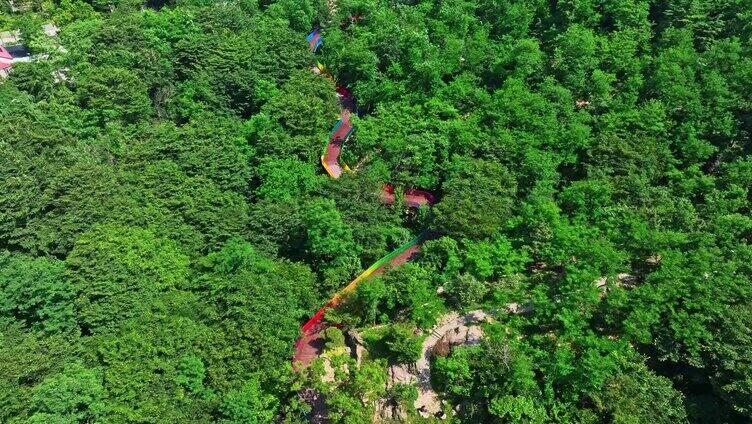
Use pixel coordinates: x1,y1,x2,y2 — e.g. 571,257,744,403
381,184,436,208
293,241,425,368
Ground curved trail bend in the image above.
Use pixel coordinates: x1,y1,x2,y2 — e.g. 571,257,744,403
413,310,490,415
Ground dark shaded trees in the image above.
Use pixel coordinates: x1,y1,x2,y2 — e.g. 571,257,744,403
433,157,517,240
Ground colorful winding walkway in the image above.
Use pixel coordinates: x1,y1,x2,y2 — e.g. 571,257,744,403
293,27,437,370
293,234,427,367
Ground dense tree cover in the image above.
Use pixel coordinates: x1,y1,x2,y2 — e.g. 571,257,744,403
1,0,751,422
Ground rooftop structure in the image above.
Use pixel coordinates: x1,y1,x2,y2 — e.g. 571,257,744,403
0,23,60,78
0,45,11,60
6,44,30,59
0,46,11,78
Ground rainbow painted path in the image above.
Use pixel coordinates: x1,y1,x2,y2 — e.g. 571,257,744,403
294,28,436,370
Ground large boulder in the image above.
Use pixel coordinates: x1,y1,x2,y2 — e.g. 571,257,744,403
345,329,368,365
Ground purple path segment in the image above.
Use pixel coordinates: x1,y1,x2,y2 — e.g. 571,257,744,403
306,30,322,52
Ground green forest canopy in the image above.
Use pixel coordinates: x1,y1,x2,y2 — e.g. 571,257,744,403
0,0,750,422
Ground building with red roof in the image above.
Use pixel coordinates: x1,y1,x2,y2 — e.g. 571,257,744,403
0,23,59,78
0,46,12,78
0,45,12,60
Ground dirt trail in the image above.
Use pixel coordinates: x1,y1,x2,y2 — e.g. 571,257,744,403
413,310,490,416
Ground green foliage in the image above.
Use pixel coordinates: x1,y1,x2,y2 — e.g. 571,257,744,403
433,157,517,240
67,224,189,334
444,273,487,308
1,0,751,421
3,161,126,256
302,198,361,293
591,361,688,424
360,322,423,364
616,248,751,367
0,325,81,424
706,303,752,417
197,239,319,374
120,160,250,255
220,376,280,424
323,358,388,423
343,263,444,328
257,69,340,161
175,354,210,396
28,362,106,424
488,395,547,423
7,61,56,101
303,198,358,263
382,323,422,364
91,300,218,422
123,114,254,194
77,66,154,124
0,252,75,334
323,327,346,352
255,158,323,201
